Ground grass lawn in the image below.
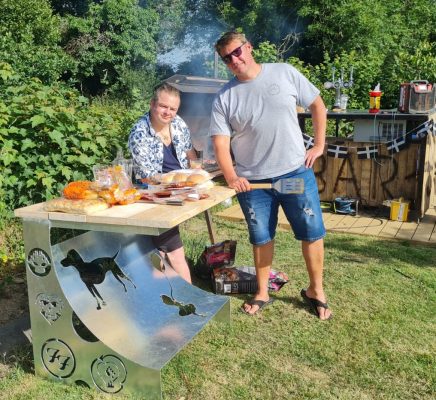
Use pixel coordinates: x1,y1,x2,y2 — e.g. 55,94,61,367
0,207,435,400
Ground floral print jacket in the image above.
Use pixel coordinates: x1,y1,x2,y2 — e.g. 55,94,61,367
128,113,193,179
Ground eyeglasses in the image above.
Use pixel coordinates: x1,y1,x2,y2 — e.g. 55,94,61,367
221,42,246,64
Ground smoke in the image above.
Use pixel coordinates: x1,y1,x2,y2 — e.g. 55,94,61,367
157,0,226,76
157,23,224,76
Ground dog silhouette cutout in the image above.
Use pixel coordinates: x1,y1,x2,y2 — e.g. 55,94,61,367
161,294,205,317
60,249,136,310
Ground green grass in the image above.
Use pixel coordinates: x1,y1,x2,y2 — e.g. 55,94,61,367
1,209,435,400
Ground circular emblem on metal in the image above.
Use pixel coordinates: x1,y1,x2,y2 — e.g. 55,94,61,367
27,248,51,276
36,293,64,324
267,83,280,95
41,339,76,378
91,355,127,393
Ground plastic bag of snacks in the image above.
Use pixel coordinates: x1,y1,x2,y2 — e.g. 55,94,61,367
93,165,133,191
88,164,138,205
63,181,98,200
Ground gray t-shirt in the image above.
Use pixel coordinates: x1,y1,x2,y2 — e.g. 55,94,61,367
209,63,319,179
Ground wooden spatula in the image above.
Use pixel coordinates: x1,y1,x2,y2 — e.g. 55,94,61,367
250,178,304,194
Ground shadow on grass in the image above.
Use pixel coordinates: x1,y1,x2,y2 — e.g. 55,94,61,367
1,342,34,376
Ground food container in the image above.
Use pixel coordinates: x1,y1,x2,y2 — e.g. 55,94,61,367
390,198,410,222
383,198,410,222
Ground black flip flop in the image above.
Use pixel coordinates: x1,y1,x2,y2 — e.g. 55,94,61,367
241,298,275,315
300,289,332,320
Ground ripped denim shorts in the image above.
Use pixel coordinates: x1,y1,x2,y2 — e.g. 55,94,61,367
236,166,326,245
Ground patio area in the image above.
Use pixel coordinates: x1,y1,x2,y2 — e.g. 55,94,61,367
216,203,436,244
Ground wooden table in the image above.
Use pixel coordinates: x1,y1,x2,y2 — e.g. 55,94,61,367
15,185,235,237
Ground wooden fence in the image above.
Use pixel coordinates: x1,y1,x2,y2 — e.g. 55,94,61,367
315,133,435,216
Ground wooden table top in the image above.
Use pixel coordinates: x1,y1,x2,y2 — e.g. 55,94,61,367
14,185,236,235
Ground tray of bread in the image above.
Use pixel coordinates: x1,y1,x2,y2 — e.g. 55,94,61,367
150,169,212,188
137,169,214,205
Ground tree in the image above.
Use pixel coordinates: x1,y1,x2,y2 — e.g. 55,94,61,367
209,0,436,108
0,0,74,83
49,0,92,16
295,0,436,106
61,0,160,97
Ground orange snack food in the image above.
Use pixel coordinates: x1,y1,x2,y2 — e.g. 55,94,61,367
98,189,117,205
118,188,141,205
63,181,98,200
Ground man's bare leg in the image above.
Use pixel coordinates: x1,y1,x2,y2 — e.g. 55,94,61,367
301,238,332,320
243,240,274,314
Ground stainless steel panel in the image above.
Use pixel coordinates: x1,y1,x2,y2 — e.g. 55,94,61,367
22,219,230,398
52,230,229,369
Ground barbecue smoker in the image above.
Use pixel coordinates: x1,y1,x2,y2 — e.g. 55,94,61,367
165,74,228,160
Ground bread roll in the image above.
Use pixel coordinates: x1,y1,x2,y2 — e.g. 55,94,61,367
186,173,209,185
173,172,189,183
44,198,109,214
160,173,175,184
98,190,117,205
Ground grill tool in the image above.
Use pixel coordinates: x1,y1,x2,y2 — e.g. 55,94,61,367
250,178,304,194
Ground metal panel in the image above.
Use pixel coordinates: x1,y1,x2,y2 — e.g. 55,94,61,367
22,219,230,398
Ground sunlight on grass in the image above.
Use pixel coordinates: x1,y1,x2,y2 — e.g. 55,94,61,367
1,212,435,400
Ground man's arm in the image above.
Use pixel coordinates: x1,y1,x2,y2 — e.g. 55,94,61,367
212,135,251,192
305,95,327,168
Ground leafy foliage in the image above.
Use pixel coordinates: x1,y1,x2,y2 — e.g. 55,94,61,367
295,0,436,107
217,0,301,53
49,0,91,16
145,0,188,54
0,0,61,45
0,63,141,210
0,0,75,84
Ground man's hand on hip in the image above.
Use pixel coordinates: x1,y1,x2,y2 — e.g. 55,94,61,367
304,144,324,168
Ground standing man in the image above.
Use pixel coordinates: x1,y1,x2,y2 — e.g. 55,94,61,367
129,83,198,283
210,32,332,320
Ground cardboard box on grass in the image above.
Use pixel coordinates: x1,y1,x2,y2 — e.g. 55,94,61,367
212,266,289,295
194,240,237,280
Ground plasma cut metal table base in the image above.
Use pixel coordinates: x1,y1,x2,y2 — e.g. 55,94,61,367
23,219,229,398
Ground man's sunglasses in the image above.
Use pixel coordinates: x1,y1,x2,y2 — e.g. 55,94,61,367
221,42,246,64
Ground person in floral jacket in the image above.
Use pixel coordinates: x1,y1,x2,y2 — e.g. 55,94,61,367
129,83,197,179
128,83,198,283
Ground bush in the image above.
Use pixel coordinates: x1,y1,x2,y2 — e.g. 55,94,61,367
0,63,140,210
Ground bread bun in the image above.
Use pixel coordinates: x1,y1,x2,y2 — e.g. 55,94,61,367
160,173,175,184
173,172,189,183
186,173,209,185
44,198,109,214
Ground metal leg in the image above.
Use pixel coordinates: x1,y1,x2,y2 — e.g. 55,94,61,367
204,210,216,244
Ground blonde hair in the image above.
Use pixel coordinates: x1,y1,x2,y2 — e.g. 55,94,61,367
151,82,180,103
215,31,247,54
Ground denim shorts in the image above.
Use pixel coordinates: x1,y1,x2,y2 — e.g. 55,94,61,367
237,166,326,244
